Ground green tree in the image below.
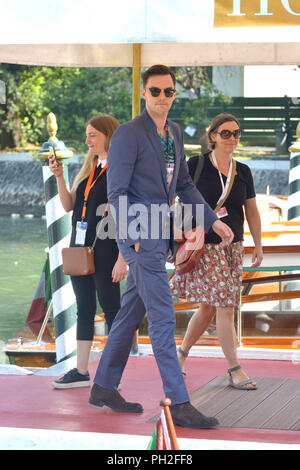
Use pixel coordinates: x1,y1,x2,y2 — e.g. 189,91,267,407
0,64,25,148
0,64,69,148
44,67,132,147
0,64,229,151
0,65,132,150
171,66,231,150
138,66,231,150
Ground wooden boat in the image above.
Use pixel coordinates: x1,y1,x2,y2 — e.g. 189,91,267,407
3,313,108,368
4,202,300,368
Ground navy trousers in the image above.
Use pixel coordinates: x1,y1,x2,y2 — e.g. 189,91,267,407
93,239,190,405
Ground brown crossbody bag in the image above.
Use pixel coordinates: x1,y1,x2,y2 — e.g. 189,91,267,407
62,162,108,276
62,202,109,276
173,156,236,275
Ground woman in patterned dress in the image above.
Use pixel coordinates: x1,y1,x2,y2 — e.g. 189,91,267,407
170,114,263,390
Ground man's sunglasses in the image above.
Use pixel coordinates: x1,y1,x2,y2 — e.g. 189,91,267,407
147,87,176,98
214,129,242,139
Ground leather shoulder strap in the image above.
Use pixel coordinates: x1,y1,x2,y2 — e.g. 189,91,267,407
214,159,237,213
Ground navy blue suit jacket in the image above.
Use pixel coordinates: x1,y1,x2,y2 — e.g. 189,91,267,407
107,111,218,252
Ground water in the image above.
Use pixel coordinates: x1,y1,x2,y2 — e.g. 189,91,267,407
0,216,48,364
0,214,131,365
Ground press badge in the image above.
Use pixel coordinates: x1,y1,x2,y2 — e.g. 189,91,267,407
216,207,228,219
75,221,88,245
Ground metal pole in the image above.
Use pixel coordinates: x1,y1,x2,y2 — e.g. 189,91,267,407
38,113,77,363
237,301,242,347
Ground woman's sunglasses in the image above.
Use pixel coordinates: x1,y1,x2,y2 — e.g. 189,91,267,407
214,129,242,139
147,87,176,98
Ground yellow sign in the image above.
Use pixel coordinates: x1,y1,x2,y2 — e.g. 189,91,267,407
214,0,300,27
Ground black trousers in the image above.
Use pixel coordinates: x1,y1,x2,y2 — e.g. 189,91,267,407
70,238,121,341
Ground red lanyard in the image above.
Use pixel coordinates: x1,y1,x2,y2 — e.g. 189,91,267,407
81,162,107,220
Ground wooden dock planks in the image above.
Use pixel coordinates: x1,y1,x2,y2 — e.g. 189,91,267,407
190,377,300,431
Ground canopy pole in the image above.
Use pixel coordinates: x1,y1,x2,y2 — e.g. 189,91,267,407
132,43,141,119
130,44,141,356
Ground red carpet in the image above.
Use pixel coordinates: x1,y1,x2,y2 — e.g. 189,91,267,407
0,356,300,446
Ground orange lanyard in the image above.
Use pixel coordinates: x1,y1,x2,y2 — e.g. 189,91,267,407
81,162,107,220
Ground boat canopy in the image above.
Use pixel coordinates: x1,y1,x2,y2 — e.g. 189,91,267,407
0,0,299,66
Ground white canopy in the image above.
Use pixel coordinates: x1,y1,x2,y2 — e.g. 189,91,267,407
0,0,299,66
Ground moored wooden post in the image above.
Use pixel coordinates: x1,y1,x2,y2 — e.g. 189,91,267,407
37,113,77,363
287,120,300,221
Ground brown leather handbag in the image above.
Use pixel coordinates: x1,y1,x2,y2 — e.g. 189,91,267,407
62,245,95,276
173,158,236,276
62,203,109,276
174,225,205,275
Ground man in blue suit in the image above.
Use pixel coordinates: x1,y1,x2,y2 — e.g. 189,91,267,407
89,65,233,429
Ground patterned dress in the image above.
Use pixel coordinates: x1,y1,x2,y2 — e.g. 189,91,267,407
170,153,256,309
170,241,244,308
